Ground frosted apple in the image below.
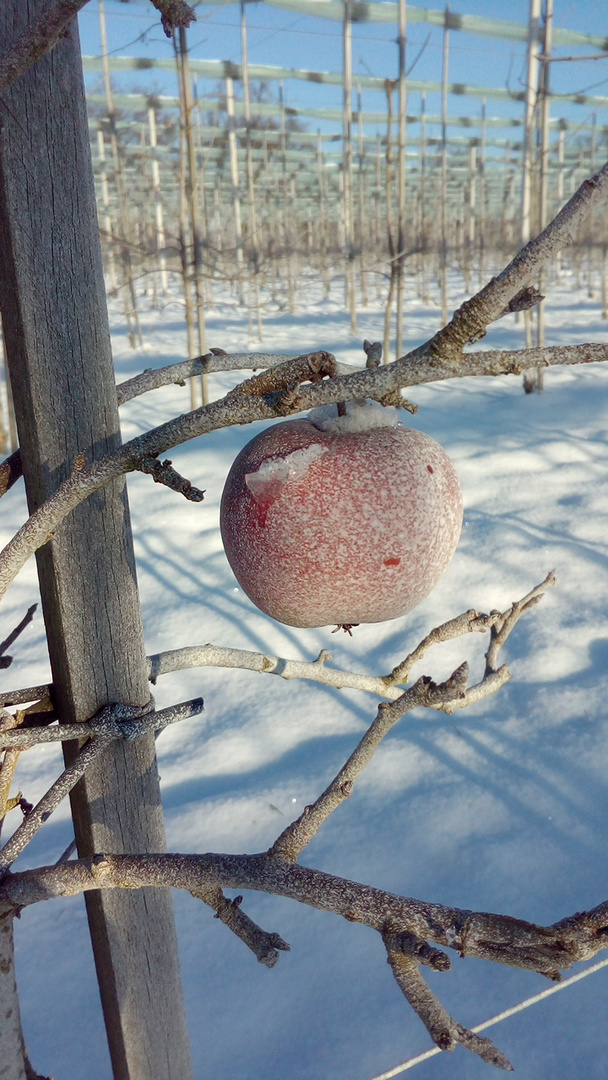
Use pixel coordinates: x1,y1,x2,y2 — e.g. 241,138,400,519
220,400,463,628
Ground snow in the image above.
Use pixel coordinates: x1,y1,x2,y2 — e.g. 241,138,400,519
308,398,399,433
2,268,608,1079
244,442,330,498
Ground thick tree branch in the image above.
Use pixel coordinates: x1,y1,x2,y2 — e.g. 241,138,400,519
3,853,608,979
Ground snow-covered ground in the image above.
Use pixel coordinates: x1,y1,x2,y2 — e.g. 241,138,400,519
2,267,608,1079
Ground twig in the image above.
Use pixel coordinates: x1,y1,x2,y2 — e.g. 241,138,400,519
0,604,37,669
225,350,339,411
1,351,355,503
0,450,22,499
138,457,205,502
386,608,499,687
269,667,470,863
115,350,354,406
151,0,195,36
0,576,552,748
0,698,203,872
146,642,411,698
383,937,513,1070
269,574,552,861
0,750,21,838
192,884,290,968
363,339,383,368
0,686,51,708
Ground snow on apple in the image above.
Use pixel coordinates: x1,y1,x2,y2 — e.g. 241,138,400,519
220,399,463,628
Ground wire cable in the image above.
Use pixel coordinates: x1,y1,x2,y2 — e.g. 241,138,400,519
366,955,608,1080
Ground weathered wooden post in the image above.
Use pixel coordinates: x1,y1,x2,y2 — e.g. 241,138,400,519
0,6,193,1079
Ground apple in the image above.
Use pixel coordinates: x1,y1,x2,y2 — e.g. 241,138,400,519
220,400,463,629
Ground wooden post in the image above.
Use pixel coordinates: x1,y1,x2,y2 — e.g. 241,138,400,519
342,0,357,333
148,106,169,296
439,5,450,326
0,9,193,1080
419,90,429,303
522,0,541,364
98,0,143,348
176,26,208,404
225,75,245,292
96,125,118,292
278,83,296,313
240,0,263,340
536,0,553,372
396,0,407,356
478,97,487,288
356,86,369,308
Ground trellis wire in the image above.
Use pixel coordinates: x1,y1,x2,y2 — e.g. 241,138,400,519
365,955,608,1080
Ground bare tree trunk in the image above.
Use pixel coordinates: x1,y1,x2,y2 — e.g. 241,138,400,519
0,9,193,1080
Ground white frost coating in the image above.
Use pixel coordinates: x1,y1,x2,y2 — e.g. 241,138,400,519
307,398,398,434
245,443,329,500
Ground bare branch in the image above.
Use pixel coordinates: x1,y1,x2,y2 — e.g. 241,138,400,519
115,351,354,406
0,576,551,747
151,0,196,37
383,939,513,1069
138,457,205,502
0,686,51,709
146,642,408,698
0,698,202,871
0,605,37,670
0,0,90,95
0,450,23,499
386,608,499,687
4,853,608,978
269,668,470,863
192,885,290,968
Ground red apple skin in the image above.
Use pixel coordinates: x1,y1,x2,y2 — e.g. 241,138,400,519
220,419,463,628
